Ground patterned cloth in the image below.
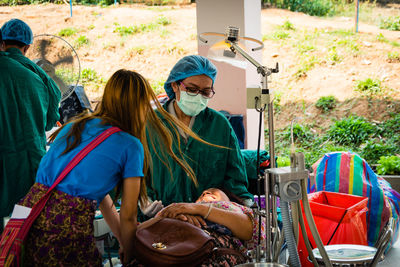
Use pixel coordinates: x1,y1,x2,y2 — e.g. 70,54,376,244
311,151,400,246
128,201,264,266
201,201,265,254
19,183,102,267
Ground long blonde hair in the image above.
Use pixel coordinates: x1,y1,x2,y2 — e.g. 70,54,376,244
50,69,216,205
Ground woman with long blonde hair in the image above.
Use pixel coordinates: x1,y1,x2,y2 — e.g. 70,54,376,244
18,69,204,266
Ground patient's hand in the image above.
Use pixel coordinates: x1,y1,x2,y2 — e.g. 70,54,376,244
176,214,205,228
156,203,206,227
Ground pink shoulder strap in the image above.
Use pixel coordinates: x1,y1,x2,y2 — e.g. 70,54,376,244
17,126,122,240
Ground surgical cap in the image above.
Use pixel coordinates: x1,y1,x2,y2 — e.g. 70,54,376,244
164,55,217,99
1,19,33,45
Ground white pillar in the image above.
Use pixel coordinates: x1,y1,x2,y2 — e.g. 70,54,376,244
196,0,264,150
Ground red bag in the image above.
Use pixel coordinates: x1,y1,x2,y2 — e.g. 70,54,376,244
298,191,368,267
0,127,121,267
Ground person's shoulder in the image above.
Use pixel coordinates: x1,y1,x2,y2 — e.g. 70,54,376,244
114,131,143,151
203,108,231,124
1,55,43,82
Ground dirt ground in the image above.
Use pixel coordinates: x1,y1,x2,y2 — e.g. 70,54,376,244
0,3,399,129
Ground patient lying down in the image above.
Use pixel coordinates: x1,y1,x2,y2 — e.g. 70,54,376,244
128,188,264,266
154,188,265,265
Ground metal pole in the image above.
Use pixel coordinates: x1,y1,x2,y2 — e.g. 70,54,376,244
355,0,360,33
69,0,73,18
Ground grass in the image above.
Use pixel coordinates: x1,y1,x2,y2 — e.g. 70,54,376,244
355,78,383,97
376,33,400,48
150,78,167,95
75,35,89,48
126,46,146,57
295,55,320,78
263,30,290,41
387,51,400,63
58,27,78,37
113,15,171,37
379,16,400,31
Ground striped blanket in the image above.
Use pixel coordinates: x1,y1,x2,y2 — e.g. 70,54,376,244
311,151,400,247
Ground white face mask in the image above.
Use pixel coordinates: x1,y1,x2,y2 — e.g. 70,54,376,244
177,91,209,117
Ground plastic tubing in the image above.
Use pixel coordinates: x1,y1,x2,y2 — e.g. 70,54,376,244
297,200,319,266
273,227,285,262
292,201,300,245
301,178,333,267
281,200,301,267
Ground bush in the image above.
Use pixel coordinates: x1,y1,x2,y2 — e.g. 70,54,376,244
277,156,291,167
75,35,89,48
360,140,398,164
355,78,382,97
81,68,98,82
280,123,314,144
377,156,400,175
381,113,400,137
263,0,334,17
379,16,400,31
315,95,337,112
58,27,78,37
328,116,375,147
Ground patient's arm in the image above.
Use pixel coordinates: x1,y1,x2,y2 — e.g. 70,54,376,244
158,203,253,240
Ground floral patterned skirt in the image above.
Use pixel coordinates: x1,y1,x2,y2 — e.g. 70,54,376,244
19,182,102,267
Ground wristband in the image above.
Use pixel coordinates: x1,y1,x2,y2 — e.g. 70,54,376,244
203,203,213,219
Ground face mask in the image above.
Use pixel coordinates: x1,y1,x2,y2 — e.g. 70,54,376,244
177,91,209,117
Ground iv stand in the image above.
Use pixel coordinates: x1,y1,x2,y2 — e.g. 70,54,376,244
227,40,279,263
199,27,333,267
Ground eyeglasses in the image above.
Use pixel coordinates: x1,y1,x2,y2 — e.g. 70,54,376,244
179,82,215,99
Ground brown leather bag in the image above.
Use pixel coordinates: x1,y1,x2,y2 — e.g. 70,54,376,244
133,217,215,267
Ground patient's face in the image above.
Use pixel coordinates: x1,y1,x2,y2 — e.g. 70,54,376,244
196,188,230,203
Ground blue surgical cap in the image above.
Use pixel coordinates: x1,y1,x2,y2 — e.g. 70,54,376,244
164,55,217,99
1,19,33,45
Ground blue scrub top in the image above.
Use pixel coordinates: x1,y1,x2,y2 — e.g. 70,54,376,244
36,118,144,205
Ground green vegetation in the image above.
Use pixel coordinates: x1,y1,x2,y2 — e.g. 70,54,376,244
379,16,400,31
315,96,337,112
113,15,171,37
150,78,166,96
80,68,106,93
81,68,98,83
295,55,319,78
263,0,334,16
114,24,139,36
74,35,89,48
274,113,400,172
376,33,400,47
355,78,383,97
328,116,375,147
55,68,78,84
263,30,290,41
278,20,295,31
277,156,290,167
377,156,400,175
387,51,400,63
273,91,282,114
58,27,78,37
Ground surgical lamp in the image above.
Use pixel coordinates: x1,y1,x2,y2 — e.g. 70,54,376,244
199,26,332,267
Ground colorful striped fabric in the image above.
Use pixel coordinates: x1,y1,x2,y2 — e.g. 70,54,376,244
311,151,400,247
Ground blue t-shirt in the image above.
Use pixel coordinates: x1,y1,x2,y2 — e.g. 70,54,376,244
36,118,144,205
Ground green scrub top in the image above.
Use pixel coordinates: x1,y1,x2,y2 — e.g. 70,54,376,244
0,52,59,218
147,99,253,206
6,48,61,130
